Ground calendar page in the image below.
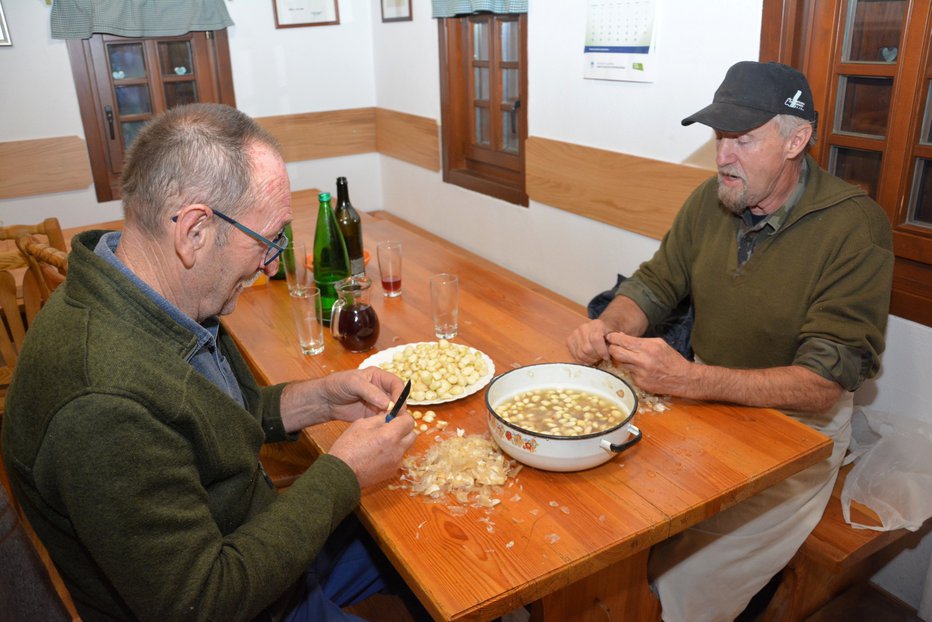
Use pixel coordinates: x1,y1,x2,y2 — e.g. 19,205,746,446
584,0,659,82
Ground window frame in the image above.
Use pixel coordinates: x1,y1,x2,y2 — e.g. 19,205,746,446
438,13,528,206
67,29,235,203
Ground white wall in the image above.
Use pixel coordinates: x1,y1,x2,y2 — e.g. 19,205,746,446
1,0,930,610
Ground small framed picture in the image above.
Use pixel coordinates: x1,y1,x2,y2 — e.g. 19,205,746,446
381,0,412,23
273,0,340,28
0,1,12,47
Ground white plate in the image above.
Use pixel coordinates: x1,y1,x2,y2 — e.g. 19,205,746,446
358,342,495,406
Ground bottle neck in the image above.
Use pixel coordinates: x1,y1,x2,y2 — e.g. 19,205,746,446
336,181,350,206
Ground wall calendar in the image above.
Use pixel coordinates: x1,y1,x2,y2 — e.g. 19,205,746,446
584,0,659,82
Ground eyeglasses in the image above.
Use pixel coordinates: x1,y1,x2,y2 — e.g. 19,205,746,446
171,210,289,266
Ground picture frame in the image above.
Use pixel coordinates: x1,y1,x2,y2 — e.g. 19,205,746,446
0,1,12,47
273,0,340,28
381,0,412,23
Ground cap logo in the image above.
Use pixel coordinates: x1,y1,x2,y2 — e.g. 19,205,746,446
785,90,806,111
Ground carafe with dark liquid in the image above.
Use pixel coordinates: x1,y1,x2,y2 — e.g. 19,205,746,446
330,276,380,352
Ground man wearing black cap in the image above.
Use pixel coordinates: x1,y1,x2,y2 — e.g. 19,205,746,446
568,61,893,620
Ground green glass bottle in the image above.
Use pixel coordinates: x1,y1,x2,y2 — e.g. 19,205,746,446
335,176,365,276
271,222,294,280
312,192,350,324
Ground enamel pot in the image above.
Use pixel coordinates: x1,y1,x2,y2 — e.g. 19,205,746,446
484,363,641,472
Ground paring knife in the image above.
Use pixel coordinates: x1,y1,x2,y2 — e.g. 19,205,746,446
385,379,412,422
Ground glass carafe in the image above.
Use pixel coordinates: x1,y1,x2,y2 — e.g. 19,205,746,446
330,276,380,352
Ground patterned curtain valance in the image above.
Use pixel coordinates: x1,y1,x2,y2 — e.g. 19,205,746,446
431,0,528,18
51,0,234,40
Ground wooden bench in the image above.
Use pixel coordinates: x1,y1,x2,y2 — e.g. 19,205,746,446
762,462,927,621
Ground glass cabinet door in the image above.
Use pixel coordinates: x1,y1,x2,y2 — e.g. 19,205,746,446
469,18,491,148
826,0,908,199
158,40,199,109
905,47,932,229
498,17,520,154
87,32,220,179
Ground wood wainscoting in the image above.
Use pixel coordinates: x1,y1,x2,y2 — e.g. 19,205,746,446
2,110,712,243
0,137,93,200
526,136,713,241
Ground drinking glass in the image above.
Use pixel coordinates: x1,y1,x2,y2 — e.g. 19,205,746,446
430,273,459,339
376,241,403,297
289,286,325,355
283,241,310,294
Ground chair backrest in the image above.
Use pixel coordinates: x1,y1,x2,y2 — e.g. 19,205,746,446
16,236,69,324
0,269,27,371
0,217,66,251
0,217,66,285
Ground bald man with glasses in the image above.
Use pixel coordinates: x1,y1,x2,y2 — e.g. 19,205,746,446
3,104,425,622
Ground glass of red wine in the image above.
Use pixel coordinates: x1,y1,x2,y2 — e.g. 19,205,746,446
376,240,402,298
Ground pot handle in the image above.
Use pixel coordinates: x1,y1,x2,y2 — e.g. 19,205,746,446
600,424,642,453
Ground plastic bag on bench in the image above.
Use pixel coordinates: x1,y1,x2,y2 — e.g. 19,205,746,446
841,407,932,532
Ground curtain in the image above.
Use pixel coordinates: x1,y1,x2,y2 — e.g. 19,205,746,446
51,0,234,40
431,0,528,18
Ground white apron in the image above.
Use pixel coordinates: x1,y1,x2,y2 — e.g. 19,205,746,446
648,391,854,622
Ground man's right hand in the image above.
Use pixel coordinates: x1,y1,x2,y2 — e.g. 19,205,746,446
567,318,613,365
567,295,650,364
328,413,417,489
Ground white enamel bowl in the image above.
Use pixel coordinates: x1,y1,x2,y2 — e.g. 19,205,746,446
485,363,641,472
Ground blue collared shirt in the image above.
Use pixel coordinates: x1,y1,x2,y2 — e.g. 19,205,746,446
94,232,245,407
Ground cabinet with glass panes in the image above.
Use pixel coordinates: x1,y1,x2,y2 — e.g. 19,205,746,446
68,30,235,202
762,0,932,326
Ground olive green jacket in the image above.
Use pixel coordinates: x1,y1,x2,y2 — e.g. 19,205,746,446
616,154,894,393
2,231,359,621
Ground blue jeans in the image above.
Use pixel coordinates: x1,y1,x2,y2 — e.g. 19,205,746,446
283,515,397,622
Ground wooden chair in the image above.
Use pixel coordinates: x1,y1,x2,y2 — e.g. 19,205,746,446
0,217,66,252
0,269,27,418
0,231,68,417
16,236,69,323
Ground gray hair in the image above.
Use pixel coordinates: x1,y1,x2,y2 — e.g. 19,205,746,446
774,113,816,147
120,103,281,241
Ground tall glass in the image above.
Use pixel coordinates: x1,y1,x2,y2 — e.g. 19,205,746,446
377,241,403,297
289,286,325,355
430,273,459,339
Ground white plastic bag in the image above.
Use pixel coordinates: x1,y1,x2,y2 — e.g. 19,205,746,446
841,407,932,532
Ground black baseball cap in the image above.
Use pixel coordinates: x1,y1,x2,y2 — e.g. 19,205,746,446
682,61,817,132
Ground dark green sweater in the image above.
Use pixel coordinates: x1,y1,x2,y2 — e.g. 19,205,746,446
2,231,360,621
616,154,893,393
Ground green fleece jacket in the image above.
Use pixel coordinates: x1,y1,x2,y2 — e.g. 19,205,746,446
616,154,893,392
2,231,360,621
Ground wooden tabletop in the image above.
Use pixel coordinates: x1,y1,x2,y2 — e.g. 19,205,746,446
221,203,833,621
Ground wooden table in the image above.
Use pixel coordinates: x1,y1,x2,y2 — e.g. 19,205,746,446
222,206,833,621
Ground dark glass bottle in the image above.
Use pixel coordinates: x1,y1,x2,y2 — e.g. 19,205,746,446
312,192,350,323
270,222,294,280
334,176,365,276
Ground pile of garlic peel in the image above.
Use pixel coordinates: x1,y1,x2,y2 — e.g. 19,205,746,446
392,429,522,509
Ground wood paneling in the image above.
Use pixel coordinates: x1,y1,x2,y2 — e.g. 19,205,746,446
526,136,714,241
3,113,712,249
256,108,377,163
0,137,92,200
375,108,440,171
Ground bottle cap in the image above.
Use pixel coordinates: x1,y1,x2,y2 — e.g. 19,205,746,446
319,192,331,201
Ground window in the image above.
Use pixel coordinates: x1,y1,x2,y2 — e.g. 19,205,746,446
67,30,236,203
762,0,932,328
438,14,528,206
